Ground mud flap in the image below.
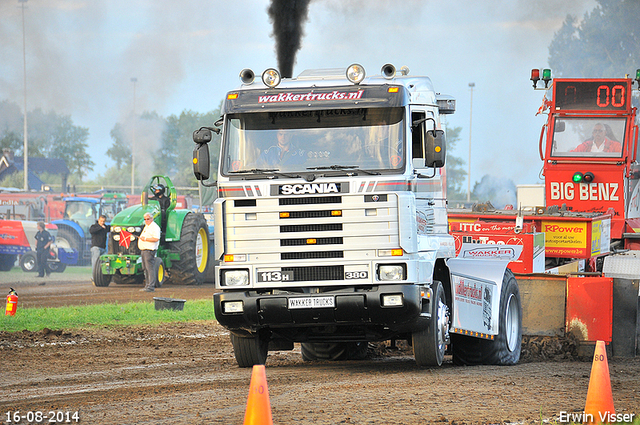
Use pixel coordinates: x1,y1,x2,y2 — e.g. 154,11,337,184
447,244,522,337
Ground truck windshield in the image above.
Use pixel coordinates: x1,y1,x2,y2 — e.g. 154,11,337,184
551,117,626,158
220,107,404,175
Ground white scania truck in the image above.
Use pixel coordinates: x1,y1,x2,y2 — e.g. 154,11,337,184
193,64,522,367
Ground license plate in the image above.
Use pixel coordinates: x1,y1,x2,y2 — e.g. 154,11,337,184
288,296,335,309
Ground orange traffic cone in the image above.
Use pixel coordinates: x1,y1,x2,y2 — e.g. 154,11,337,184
583,340,615,424
243,365,273,425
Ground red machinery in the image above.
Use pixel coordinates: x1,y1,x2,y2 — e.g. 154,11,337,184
450,70,640,272
449,70,640,353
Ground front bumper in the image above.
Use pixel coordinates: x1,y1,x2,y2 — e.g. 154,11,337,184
99,254,143,275
214,284,431,342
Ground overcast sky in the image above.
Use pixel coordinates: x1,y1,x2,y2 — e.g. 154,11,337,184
0,0,599,186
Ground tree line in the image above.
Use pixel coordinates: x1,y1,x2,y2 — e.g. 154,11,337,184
0,100,222,191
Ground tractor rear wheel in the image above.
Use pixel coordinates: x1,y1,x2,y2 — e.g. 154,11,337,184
56,228,87,266
168,213,209,285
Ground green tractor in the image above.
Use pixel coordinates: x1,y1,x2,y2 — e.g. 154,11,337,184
93,175,209,287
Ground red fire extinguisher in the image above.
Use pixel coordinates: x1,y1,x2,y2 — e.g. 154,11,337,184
5,288,18,316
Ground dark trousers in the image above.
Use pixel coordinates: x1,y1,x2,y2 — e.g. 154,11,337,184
141,249,157,289
36,249,49,276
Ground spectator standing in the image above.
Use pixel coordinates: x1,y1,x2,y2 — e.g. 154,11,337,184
89,214,110,272
138,212,161,292
34,222,52,278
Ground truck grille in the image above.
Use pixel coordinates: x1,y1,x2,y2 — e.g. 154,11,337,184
282,265,344,281
223,192,399,284
280,223,342,233
281,237,343,246
281,251,343,260
280,196,341,205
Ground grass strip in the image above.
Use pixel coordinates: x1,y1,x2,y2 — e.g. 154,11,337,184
1,298,215,332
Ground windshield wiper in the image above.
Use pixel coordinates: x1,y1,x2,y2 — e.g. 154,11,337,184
228,168,300,179
306,165,380,175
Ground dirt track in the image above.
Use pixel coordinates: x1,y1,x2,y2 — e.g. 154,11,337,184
1,269,639,425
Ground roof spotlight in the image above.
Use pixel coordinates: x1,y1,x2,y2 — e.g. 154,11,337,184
346,63,366,84
239,68,255,85
262,68,281,88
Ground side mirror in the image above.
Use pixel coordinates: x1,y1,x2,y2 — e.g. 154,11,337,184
425,129,446,168
193,144,210,181
193,128,213,144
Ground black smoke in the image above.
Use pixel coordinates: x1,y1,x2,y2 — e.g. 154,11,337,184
267,0,312,78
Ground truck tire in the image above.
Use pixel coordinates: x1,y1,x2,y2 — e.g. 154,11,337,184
20,252,37,272
92,261,111,287
230,333,268,368
301,342,368,361
168,213,209,285
451,269,522,366
0,254,17,271
154,257,166,287
412,281,449,367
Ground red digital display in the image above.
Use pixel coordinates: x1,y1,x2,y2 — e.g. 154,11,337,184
554,80,631,111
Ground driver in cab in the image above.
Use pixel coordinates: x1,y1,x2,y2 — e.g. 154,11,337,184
571,123,622,153
257,129,306,168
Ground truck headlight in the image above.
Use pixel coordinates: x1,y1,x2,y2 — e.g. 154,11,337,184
113,234,121,241
378,264,405,281
222,269,250,286
113,226,122,233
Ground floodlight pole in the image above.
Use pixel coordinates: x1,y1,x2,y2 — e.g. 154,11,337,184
130,77,137,195
19,0,28,191
467,82,475,203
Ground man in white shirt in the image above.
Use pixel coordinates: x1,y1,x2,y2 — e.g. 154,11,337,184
138,212,161,292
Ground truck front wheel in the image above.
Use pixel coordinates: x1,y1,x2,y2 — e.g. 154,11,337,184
412,281,449,367
230,333,268,368
451,269,522,365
